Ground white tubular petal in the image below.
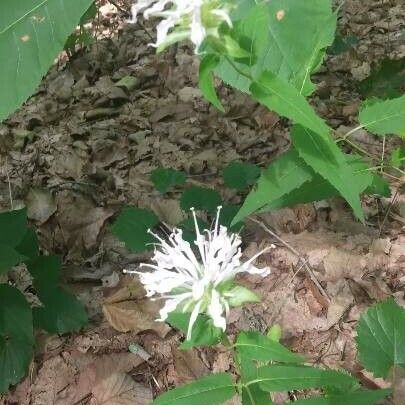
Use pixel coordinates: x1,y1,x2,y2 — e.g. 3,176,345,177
208,289,226,331
158,293,191,321
186,300,203,340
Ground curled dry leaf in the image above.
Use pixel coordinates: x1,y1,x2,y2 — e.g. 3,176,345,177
103,279,171,338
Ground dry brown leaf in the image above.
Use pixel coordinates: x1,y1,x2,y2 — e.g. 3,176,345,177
323,248,366,282
172,348,209,384
25,188,57,224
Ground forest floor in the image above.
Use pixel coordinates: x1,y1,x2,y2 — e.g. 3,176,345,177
0,0,404,404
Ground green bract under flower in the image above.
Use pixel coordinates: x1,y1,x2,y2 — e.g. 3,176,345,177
125,207,272,340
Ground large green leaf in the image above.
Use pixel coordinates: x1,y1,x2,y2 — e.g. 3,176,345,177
215,0,335,95
0,284,34,393
33,287,88,334
291,125,364,221
250,71,330,136
358,95,405,137
0,244,27,274
291,389,391,405
110,207,160,253
256,365,355,392
0,208,27,247
153,372,236,405
0,0,94,122
232,149,313,224
26,255,61,291
356,298,405,378
235,331,304,364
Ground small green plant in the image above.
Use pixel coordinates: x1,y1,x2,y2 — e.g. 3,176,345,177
0,208,87,392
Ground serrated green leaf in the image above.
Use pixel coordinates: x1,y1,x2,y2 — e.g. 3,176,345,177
0,0,94,122
223,162,260,191
359,95,405,137
0,208,27,247
356,298,405,378
359,57,405,99
291,125,364,222
0,244,27,274
232,149,314,224
180,187,222,214
236,331,304,364
0,284,34,393
365,174,391,197
110,207,160,253
291,388,391,405
150,167,186,194
33,287,88,334
256,365,355,392
215,0,335,95
251,71,331,137
167,312,224,349
26,255,61,291
199,54,224,112
153,372,236,405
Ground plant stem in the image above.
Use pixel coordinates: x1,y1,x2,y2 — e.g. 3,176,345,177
225,56,253,81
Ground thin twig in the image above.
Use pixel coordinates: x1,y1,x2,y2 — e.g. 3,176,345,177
248,217,331,303
5,157,14,210
379,187,399,236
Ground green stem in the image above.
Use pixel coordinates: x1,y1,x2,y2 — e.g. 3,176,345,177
225,56,253,81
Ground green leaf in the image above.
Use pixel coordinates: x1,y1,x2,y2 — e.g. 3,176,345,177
110,207,160,253
153,372,236,405
33,287,88,334
199,54,224,112
257,365,355,392
236,331,304,364
218,204,243,232
365,174,391,197
267,324,282,343
0,208,27,247
358,95,405,137
167,313,224,349
0,244,27,274
250,71,331,137
150,168,186,194
180,187,222,214
227,286,260,307
232,149,314,224
0,0,94,122
260,155,375,211
359,57,405,99
26,255,61,291
216,0,336,95
15,228,39,259
291,389,391,405
223,162,260,191
390,146,405,169
291,125,364,222
356,298,405,378
328,34,358,55
0,284,34,393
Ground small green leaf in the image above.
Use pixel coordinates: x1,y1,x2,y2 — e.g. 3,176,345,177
359,95,405,137
365,174,391,197
111,207,160,253
33,287,88,334
227,285,260,307
257,365,355,392
150,167,187,194
180,187,222,214
153,372,236,405
356,298,405,378
167,312,224,349
232,148,314,224
223,162,260,191
391,146,405,169
0,208,27,247
359,57,405,99
0,284,34,393
0,244,27,274
236,332,304,364
26,255,61,291
291,125,364,222
291,388,391,405
199,54,224,112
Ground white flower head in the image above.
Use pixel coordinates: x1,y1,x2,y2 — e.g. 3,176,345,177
125,207,272,340
130,0,233,52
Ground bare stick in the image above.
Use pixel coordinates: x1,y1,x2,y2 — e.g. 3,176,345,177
248,217,331,303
